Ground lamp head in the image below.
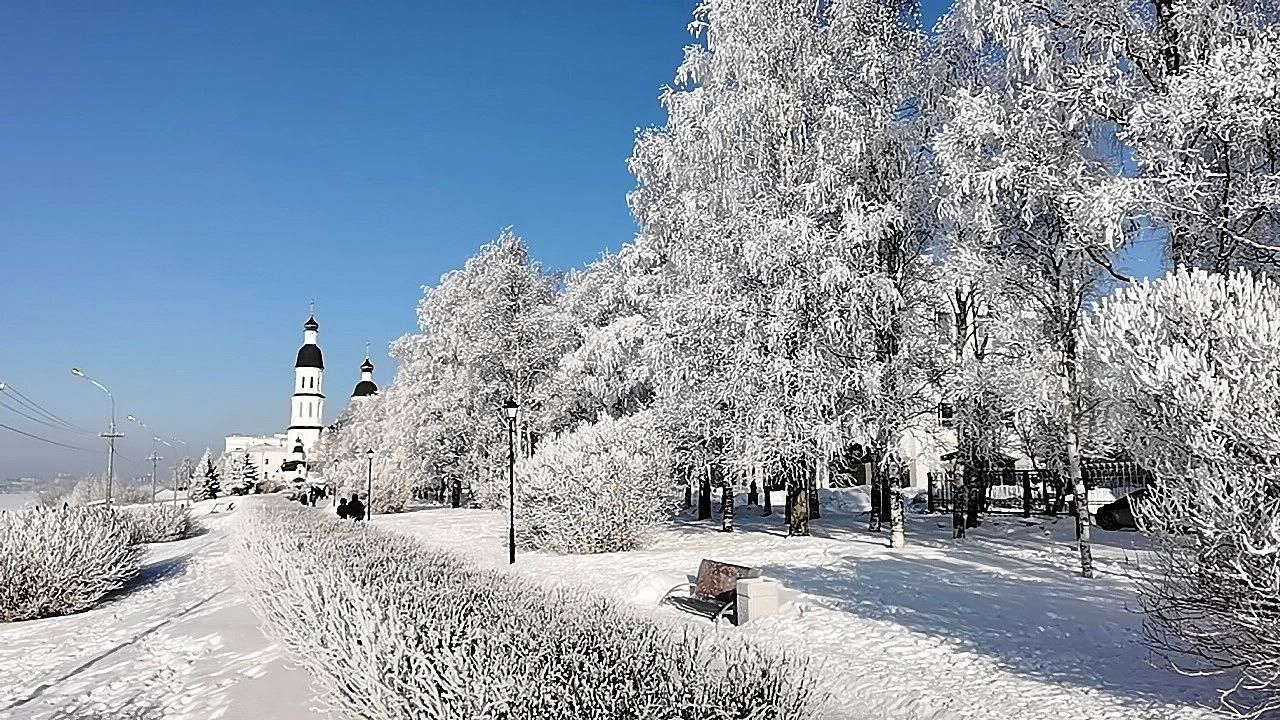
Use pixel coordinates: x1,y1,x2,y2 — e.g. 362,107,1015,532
504,398,518,420
366,449,374,458
127,415,138,422
71,368,84,377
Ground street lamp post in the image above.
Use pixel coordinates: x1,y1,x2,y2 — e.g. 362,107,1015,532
72,368,123,505
127,415,164,504
170,438,189,508
365,449,374,521
504,398,518,565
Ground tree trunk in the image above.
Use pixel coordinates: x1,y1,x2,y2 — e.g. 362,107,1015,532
788,477,810,537
450,477,462,508
697,471,712,521
868,463,883,532
763,476,773,516
748,478,759,506
683,480,692,509
721,484,734,532
1063,337,1095,579
809,458,822,520
965,463,982,529
952,478,967,539
889,484,906,549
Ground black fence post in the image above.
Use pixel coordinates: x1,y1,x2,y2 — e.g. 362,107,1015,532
927,472,936,514
1022,470,1033,518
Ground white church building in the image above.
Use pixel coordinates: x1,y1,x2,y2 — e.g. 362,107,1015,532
224,312,378,489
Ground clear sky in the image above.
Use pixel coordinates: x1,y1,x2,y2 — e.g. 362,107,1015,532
2,0,1131,481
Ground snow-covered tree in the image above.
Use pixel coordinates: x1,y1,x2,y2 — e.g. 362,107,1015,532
172,456,195,492
1083,267,1280,718
932,0,1141,576
629,0,939,545
1121,4,1280,273
237,456,259,495
537,247,658,434
222,452,254,495
380,229,572,508
316,391,410,514
189,450,220,502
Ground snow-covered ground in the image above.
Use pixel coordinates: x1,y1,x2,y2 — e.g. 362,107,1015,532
379,495,1227,720
0,494,1230,719
0,501,328,720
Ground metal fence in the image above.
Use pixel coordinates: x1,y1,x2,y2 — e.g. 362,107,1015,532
925,460,1154,517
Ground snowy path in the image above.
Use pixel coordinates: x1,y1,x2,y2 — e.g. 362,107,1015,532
380,504,1228,720
0,513,328,720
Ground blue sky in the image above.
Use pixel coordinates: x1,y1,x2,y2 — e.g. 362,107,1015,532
2,0,1143,480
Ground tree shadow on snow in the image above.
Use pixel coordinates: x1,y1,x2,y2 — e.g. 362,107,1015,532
104,554,193,603
759,549,1221,709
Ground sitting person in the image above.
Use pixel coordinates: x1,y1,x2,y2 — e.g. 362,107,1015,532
336,497,350,519
347,493,366,522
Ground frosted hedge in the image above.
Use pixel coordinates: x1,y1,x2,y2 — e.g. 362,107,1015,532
233,499,817,720
0,505,141,623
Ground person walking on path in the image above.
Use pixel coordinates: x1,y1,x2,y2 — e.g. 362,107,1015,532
348,493,366,522
336,497,350,519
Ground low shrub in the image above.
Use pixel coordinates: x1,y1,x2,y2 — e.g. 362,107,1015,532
113,504,197,544
0,505,141,622
515,411,678,554
233,499,817,720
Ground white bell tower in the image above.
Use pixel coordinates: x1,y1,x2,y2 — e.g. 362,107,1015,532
288,309,325,454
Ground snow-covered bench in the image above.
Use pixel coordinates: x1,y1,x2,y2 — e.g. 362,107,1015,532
211,501,236,514
660,559,761,625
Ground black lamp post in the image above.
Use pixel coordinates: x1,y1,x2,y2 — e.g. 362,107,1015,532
504,398,518,564
365,448,374,521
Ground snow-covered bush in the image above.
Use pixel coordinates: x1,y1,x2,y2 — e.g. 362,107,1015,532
515,411,677,554
51,474,154,506
1083,268,1280,718
0,505,141,622
113,504,197,544
233,499,816,720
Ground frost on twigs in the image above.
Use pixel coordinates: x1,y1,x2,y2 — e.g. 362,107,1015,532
232,499,818,720
0,505,141,622
515,411,677,555
1084,268,1280,718
112,504,198,545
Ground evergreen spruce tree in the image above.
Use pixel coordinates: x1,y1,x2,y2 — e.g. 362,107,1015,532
190,450,221,501
240,456,259,494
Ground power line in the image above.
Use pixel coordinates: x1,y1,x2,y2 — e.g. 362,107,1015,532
0,397,91,435
0,383,93,434
0,422,87,451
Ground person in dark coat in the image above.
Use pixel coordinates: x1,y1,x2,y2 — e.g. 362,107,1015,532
347,493,366,522
336,497,350,519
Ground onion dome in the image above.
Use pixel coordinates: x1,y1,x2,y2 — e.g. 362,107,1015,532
295,344,324,369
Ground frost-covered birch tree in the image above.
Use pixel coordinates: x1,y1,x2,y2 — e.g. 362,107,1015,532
630,0,939,545
1121,3,1280,272
933,0,1141,576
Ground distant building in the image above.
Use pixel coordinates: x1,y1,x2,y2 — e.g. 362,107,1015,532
223,312,329,487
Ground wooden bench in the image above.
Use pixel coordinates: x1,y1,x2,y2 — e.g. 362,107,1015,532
660,559,761,625
210,501,236,514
